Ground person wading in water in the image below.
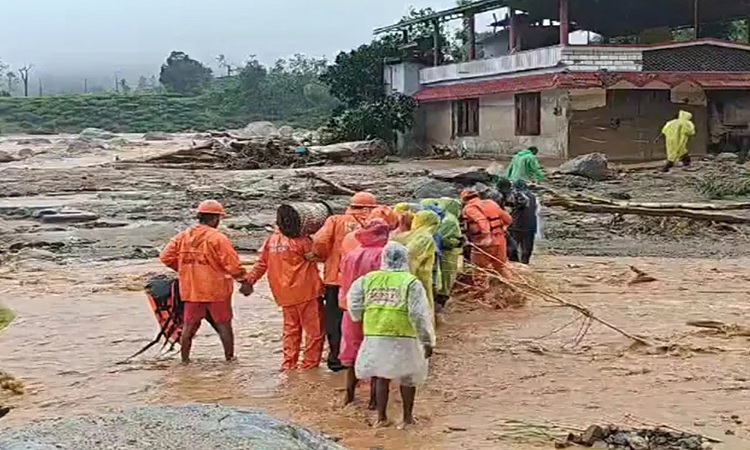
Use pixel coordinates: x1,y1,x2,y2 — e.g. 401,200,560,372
347,242,436,428
160,200,253,363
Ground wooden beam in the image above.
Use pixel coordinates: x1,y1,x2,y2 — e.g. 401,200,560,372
559,0,570,45
466,14,477,60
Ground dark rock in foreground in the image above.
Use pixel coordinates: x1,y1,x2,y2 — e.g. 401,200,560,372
0,404,346,450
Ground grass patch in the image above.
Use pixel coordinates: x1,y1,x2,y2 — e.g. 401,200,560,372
0,305,15,332
692,175,750,199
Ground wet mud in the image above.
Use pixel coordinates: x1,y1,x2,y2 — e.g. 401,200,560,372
2,137,750,448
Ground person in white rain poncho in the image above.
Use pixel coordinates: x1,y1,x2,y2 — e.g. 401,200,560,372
347,242,436,428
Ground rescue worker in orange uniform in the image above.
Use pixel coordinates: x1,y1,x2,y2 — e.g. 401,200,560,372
246,207,325,371
160,200,254,364
312,191,378,372
460,189,514,285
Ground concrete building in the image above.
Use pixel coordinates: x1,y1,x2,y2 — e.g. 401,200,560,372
377,0,750,161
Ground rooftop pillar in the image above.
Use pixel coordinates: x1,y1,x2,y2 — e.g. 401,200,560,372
466,13,476,60
559,0,570,46
432,19,441,67
509,10,517,52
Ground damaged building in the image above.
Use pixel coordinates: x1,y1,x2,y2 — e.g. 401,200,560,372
377,0,750,160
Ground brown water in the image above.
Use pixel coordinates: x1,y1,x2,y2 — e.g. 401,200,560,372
2,256,750,449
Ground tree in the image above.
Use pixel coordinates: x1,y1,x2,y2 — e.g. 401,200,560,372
119,78,131,93
159,51,213,95
137,76,149,90
216,54,235,77
6,72,17,96
18,65,32,97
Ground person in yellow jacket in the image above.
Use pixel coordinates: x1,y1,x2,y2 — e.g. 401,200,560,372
347,242,436,428
391,210,441,315
661,110,696,173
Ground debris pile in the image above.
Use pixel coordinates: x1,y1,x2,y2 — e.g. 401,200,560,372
561,424,714,450
138,136,389,170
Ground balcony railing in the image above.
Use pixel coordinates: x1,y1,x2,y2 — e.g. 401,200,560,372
419,46,564,85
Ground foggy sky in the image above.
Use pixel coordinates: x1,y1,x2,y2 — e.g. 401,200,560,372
0,0,496,79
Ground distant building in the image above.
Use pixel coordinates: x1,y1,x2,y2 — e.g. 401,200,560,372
376,0,750,160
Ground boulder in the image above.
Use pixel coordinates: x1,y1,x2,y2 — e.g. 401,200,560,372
79,128,117,141
0,405,346,450
413,179,459,199
716,152,739,163
241,121,278,138
558,153,614,181
277,125,294,138
0,150,17,163
309,139,388,160
17,148,35,159
429,167,492,186
143,131,172,141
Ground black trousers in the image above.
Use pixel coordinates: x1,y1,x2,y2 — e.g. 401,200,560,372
323,285,343,364
662,154,691,172
509,230,535,264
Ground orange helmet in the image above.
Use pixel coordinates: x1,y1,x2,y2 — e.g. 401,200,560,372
367,205,398,229
196,199,226,216
350,191,377,208
460,189,479,203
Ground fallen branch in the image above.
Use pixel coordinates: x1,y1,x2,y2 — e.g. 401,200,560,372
545,197,750,224
469,244,649,346
546,190,750,211
628,266,657,285
295,172,357,196
624,414,722,444
686,320,750,337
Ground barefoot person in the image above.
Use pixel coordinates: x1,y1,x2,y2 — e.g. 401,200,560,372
159,200,253,363
347,242,436,427
338,217,391,407
245,206,325,371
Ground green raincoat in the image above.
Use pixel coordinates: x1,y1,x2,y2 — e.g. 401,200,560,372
434,198,463,297
506,149,545,182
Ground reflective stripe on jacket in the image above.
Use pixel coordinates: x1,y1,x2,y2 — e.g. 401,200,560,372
361,270,418,338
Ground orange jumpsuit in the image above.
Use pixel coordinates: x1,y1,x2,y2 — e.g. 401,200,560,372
160,224,248,325
462,198,513,283
247,230,325,370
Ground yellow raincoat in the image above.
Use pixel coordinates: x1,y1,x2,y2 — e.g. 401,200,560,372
662,110,696,163
421,198,464,297
392,210,440,313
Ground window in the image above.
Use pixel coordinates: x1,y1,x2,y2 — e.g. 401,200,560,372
515,92,541,136
452,98,479,137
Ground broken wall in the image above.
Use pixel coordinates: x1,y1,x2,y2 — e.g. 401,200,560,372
568,88,707,161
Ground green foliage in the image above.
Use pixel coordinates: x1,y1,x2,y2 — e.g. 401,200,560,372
326,94,416,143
693,174,750,199
159,51,213,95
0,304,15,332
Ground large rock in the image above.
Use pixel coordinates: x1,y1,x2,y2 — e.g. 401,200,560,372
15,138,52,145
241,121,279,138
413,179,459,199
558,152,614,181
0,405,345,450
277,125,294,138
143,131,172,141
429,167,492,186
0,150,17,163
79,128,117,141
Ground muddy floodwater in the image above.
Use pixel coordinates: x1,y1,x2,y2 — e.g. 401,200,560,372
2,256,750,449
3,135,750,448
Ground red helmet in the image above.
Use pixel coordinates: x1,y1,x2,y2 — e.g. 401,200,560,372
196,200,226,216
460,189,479,203
350,192,377,208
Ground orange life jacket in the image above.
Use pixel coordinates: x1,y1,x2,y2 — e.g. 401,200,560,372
462,199,509,240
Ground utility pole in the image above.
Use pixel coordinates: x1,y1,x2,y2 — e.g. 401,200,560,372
84,78,88,94
38,78,43,97
114,72,120,93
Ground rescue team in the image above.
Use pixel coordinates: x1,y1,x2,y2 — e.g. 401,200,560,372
159,178,538,427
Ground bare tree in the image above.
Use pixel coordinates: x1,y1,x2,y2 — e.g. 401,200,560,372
216,54,234,77
18,65,32,97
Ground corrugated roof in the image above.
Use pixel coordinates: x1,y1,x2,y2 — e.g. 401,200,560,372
413,71,750,102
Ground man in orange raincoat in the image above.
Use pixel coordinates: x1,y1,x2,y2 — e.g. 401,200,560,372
160,200,254,364
246,208,325,371
312,191,377,372
460,189,513,286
